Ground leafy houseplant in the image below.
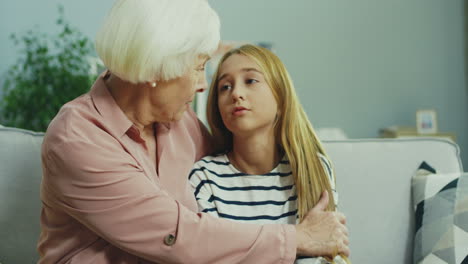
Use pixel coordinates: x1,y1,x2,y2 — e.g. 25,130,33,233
0,5,100,132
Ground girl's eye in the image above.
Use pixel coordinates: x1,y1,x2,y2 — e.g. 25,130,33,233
219,84,231,91
246,79,258,84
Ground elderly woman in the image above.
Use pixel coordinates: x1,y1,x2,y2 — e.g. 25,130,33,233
37,0,349,263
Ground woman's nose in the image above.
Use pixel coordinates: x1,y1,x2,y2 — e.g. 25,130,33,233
196,86,206,93
195,72,207,93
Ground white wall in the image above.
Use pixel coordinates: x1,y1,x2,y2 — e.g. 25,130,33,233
1,0,467,167
208,0,468,167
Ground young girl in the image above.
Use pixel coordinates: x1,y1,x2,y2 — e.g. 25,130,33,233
189,44,349,264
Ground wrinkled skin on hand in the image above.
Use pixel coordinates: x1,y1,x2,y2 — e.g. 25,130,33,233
295,190,350,258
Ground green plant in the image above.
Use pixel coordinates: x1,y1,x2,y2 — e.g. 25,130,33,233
0,5,99,132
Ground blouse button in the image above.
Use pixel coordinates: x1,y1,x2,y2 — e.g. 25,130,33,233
164,234,176,246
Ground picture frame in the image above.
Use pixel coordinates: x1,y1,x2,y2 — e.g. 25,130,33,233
416,109,438,134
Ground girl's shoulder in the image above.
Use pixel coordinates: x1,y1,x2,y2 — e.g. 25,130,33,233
194,153,230,168
317,153,333,180
189,153,235,182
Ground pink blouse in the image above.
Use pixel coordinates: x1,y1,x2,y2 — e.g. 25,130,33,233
37,73,296,264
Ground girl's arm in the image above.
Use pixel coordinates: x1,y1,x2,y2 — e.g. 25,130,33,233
189,161,220,217
318,153,339,208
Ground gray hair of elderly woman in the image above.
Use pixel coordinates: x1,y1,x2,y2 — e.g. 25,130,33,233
95,0,220,84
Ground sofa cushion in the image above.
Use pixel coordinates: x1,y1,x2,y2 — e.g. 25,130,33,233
0,126,44,263
324,138,463,264
412,162,468,264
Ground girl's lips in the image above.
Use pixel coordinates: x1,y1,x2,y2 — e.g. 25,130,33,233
232,107,249,116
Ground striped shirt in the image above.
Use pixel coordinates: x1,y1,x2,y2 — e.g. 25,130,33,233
189,153,342,264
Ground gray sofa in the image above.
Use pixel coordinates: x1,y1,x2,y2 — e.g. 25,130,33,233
0,125,463,263
0,126,44,263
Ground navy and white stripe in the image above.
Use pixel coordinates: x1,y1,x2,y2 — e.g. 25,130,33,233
189,153,339,264
191,155,293,223
189,155,338,264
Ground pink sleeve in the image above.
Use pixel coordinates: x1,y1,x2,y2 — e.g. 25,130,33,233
44,139,296,264
187,108,213,160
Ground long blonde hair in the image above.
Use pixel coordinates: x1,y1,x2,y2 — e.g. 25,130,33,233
207,44,335,215
207,45,350,263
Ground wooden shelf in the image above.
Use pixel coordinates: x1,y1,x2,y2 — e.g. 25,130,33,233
379,126,456,142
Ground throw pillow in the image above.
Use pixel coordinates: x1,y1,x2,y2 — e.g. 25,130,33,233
412,162,468,264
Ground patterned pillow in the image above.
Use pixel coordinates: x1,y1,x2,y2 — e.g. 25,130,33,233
412,162,468,264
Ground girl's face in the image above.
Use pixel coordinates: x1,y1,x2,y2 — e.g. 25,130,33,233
216,54,278,136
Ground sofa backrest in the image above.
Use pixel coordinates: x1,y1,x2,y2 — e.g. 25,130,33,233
323,138,463,264
0,126,463,264
0,126,44,263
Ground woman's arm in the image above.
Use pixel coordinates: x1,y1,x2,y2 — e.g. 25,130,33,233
43,139,296,264
188,108,214,159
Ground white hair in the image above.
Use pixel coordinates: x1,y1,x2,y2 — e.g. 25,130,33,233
95,0,220,83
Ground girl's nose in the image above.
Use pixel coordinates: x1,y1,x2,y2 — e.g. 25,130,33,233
231,86,245,101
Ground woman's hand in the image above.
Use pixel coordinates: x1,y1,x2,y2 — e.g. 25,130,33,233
295,190,350,258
